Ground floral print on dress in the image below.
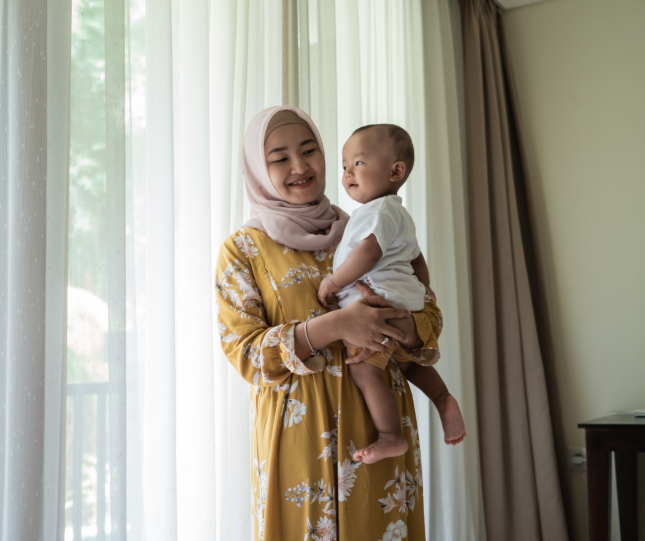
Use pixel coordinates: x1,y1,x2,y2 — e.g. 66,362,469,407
390,365,406,395
284,480,336,517
234,230,259,259
379,418,423,515
377,520,408,541
284,399,307,427
216,260,265,323
272,323,322,376
321,347,342,377
305,516,337,541
242,343,264,387
337,441,362,502
254,458,268,539
379,465,418,514
312,245,336,262
234,269,263,309
402,416,423,487
280,263,321,287
266,270,281,301
282,380,307,429
318,409,339,462
216,303,242,344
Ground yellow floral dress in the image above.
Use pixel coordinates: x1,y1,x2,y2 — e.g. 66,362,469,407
215,227,443,541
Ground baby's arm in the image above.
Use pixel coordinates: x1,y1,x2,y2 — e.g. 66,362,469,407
411,252,437,301
318,234,382,305
410,252,430,288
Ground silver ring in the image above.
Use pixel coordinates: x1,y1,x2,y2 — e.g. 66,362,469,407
381,337,390,345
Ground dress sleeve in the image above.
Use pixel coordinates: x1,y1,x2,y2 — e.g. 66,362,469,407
215,234,320,387
404,288,444,366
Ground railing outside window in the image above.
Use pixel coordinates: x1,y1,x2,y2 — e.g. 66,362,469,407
67,382,110,541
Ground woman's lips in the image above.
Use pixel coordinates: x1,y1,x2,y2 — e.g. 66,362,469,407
288,176,314,189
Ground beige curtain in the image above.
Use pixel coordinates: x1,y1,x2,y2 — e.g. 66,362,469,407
457,1,570,540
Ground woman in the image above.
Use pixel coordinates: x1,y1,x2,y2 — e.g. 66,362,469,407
215,106,443,541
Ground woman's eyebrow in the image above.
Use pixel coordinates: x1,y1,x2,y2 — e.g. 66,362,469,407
268,139,316,155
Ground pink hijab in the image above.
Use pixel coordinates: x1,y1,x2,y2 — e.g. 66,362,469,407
243,106,349,251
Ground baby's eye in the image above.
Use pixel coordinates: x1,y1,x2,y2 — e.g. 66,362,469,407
342,166,347,171
356,161,364,166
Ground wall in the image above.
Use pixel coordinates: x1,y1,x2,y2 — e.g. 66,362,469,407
502,1,645,540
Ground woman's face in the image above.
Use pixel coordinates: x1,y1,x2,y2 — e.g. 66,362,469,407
264,124,325,205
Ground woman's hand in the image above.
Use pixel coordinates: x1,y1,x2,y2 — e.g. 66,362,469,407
336,290,410,351
352,281,424,350
293,281,428,362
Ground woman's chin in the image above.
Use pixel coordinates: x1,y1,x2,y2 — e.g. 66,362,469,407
288,196,318,205
285,184,321,205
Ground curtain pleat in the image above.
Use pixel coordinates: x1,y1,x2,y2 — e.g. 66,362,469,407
458,1,569,540
105,0,128,537
1,1,48,538
1,0,69,539
174,0,218,536
497,17,574,532
44,0,72,538
420,1,487,539
142,0,179,539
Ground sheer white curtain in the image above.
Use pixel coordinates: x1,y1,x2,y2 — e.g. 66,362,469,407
0,0,70,539
1,0,483,540
126,0,485,538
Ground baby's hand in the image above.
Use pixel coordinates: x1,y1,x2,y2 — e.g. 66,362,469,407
318,275,341,306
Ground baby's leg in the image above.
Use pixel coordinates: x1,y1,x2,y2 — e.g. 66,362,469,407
398,362,466,445
349,362,408,463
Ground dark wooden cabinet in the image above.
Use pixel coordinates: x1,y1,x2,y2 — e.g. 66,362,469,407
579,414,645,541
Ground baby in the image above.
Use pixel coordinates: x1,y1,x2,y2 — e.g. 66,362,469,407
318,124,465,464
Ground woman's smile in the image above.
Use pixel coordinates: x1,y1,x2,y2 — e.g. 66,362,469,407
288,175,314,188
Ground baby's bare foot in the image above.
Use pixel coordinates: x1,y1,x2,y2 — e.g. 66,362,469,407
352,432,408,464
436,393,466,445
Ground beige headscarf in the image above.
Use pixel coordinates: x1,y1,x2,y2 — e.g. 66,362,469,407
243,106,349,251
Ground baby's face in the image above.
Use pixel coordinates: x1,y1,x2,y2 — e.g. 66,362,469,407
341,131,397,204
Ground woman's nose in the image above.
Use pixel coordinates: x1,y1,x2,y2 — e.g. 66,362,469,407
291,157,307,175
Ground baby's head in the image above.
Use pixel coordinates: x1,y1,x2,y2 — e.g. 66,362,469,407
341,124,415,204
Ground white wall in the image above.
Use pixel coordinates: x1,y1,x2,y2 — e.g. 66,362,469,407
502,1,645,540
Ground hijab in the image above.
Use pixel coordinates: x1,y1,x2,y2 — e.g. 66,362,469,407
242,106,349,251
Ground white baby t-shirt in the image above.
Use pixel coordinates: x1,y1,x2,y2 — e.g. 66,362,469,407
333,195,426,311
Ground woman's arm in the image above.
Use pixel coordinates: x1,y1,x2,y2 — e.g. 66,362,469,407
216,232,414,380
293,291,412,361
216,235,324,386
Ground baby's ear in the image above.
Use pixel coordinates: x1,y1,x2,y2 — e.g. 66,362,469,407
390,161,406,183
